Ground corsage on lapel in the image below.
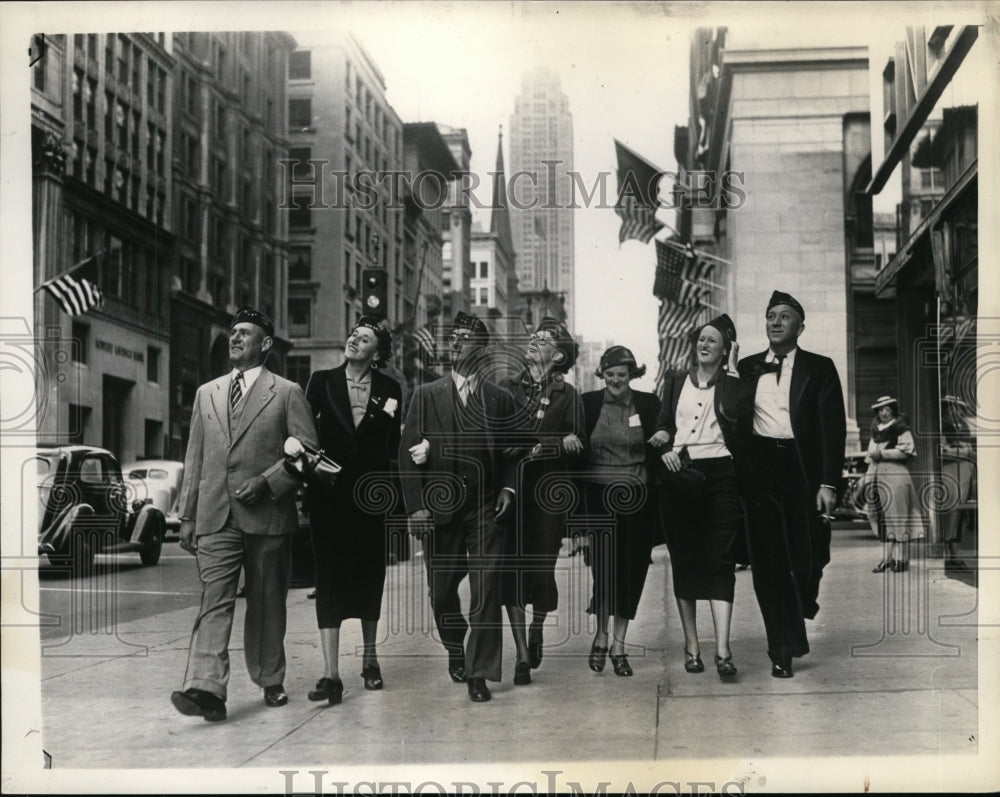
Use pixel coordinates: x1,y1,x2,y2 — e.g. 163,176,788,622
382,396,398,418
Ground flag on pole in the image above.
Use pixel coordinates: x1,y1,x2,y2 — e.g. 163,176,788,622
614,139,664,245
653,239,715,305
37,252,106,316
654,298,705,395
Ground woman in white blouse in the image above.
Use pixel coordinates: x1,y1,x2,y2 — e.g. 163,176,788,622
650,314,753,682
866,396,925,573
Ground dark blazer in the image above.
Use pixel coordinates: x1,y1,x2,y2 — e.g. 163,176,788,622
654,370,754,466
738,348,847,494
304,364,402,504
398,373,518,524
581,388,662,476
501,371,586,463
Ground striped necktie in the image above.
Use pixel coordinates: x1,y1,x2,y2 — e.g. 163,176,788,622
230,373,244,412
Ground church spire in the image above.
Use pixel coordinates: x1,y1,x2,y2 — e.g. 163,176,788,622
490,125,514,257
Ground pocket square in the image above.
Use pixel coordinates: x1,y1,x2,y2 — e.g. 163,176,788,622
383,397,398,417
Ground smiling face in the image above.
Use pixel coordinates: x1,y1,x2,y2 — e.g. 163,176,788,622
526,330,561,371
346,325,380,366
876,405,896,423
695,325,726,369
765,304,804,352
229,322,271,370
602,364,632,397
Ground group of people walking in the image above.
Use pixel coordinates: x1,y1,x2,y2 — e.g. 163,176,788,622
171,288,847,721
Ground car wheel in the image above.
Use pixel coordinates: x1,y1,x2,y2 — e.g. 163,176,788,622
139,518,164,566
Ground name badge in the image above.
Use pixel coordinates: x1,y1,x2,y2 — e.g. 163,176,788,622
536,410,545,420
540,397,550,406
628,414,641,428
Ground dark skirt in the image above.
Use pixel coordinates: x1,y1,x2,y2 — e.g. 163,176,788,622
582,479,656,620
309,482,388,627
659,456,743,602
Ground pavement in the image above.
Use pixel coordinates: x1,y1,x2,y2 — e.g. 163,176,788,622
29,522,990,792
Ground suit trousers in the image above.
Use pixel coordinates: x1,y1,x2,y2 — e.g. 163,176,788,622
420,499,506,682
744,437,830,661
183,522,292,699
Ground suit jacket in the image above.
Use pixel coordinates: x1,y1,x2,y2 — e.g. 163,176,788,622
738,348,847,494
398,373,518,525
304,365,402,501
654,370,754,467
500,371,587,468
581,388,662,477
178,366,319,537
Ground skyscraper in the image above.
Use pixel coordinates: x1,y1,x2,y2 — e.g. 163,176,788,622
509,67,575,329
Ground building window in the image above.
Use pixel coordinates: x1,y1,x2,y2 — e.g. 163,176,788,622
289,50,311,80
288,297,311,337
288,98,312,130
207,271,226,306
289,193,311,228
215,100,226,141
286,355,311,391
131,110,140,156
71,322,89,364
289,245,312,280
478,287,488,305
147,346,160,382
479,261,488,278
288,147,312,181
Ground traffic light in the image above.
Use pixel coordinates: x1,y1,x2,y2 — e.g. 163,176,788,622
361,268,389,320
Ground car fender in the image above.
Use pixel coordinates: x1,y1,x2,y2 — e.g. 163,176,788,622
129,502,165,546
39,503,95,554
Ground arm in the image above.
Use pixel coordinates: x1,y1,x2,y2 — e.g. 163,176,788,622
880,430,916,461
649,377,676,449
262,383,319,501
816,358,847,514
398,384,428,515
177,386,205,523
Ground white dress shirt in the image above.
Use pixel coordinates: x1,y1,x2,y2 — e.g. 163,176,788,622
673,376,731,459
451,370,479,406
231,364,263,406
752,347,796,439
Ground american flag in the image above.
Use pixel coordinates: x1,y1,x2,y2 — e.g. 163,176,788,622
653,298,705,395
653,239,715,305
37,252,105,316
614,139,664,245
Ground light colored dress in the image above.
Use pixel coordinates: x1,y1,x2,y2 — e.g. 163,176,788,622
865,419,926,541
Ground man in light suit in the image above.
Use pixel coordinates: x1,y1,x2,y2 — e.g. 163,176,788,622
738,291,846,678
399,312,517,703
171,307,318,721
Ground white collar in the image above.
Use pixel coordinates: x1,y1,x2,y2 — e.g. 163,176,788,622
452,370,479,394
232,365,263,390
767,347,798,367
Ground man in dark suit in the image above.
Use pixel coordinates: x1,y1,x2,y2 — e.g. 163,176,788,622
399,312,517,703
171,307,318,721
738,291,846,678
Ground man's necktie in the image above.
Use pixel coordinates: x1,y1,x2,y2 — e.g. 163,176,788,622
230,373,243,412
774,353,787,384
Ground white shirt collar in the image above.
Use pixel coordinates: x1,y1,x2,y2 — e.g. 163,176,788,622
767,347,798,367
232,365,263,391
451,370,479,394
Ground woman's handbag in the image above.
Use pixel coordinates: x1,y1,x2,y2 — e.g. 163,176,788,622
283,442,342,490
659,446,706,488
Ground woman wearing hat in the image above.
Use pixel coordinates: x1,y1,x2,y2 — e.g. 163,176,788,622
865,396,925,572
302,317,402,704
499,318,586,685
580,345,662,676
649,315,753,681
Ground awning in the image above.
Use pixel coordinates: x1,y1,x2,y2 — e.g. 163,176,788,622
874,159,977,296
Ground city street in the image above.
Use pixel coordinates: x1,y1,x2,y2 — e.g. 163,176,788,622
33,521,980,788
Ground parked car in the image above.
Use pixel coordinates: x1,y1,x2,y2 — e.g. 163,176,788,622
36,445,165,573
832,451,870,522
123,459,184,537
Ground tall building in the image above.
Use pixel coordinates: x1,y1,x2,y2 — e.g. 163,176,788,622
284,32,405,379
439,125,473,320
509,67,575,329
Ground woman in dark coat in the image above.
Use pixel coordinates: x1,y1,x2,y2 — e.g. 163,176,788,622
580,346,662,677
500,318,586,685
303,317,401,705
649,314,753,681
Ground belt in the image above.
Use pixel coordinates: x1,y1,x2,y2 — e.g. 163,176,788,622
753,435,795,449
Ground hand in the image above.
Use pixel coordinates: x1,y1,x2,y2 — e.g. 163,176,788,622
727,340,740,373
648,430,671,447
562,433,584,455
409,438,430,465
529,443,543,458
869,449,882,463
234,475,269,506
661,450,682,472
179,519,197,556
408,508,433,535
494,489,513,521
816,485,837,517
283,436,305,458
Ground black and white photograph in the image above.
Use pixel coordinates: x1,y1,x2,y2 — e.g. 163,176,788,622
1,1,997,793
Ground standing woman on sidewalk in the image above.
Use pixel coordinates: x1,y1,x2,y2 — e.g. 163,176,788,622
302,317,401,705
580,346,662,677
500,318,586,685
648,315,753,682
865,396,926,573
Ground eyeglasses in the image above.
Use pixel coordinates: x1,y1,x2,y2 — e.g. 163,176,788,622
450,330,474,341
529,333,556,346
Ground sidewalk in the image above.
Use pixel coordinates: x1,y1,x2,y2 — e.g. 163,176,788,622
37,523,982,786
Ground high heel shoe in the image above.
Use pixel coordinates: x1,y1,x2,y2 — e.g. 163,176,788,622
361,664,383,691
308,677,344,705
892,559,909,572
872,559,893,573
588,639,609,673
714,653,737,682
610,654,633,677
528,627,544,669
513,661,532,685
684,648,704,673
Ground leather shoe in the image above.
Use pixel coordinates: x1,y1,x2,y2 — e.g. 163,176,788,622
467,677,491,702
715,653,738,682
528,627,543,669
308,677,343,705
448,651,466,683
684,649,704,673
361,664,384,691
171,688,226,722
264,684,289,706
513,662,531,685
771,657,793,678
610,654,633,677
588,639,608,673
